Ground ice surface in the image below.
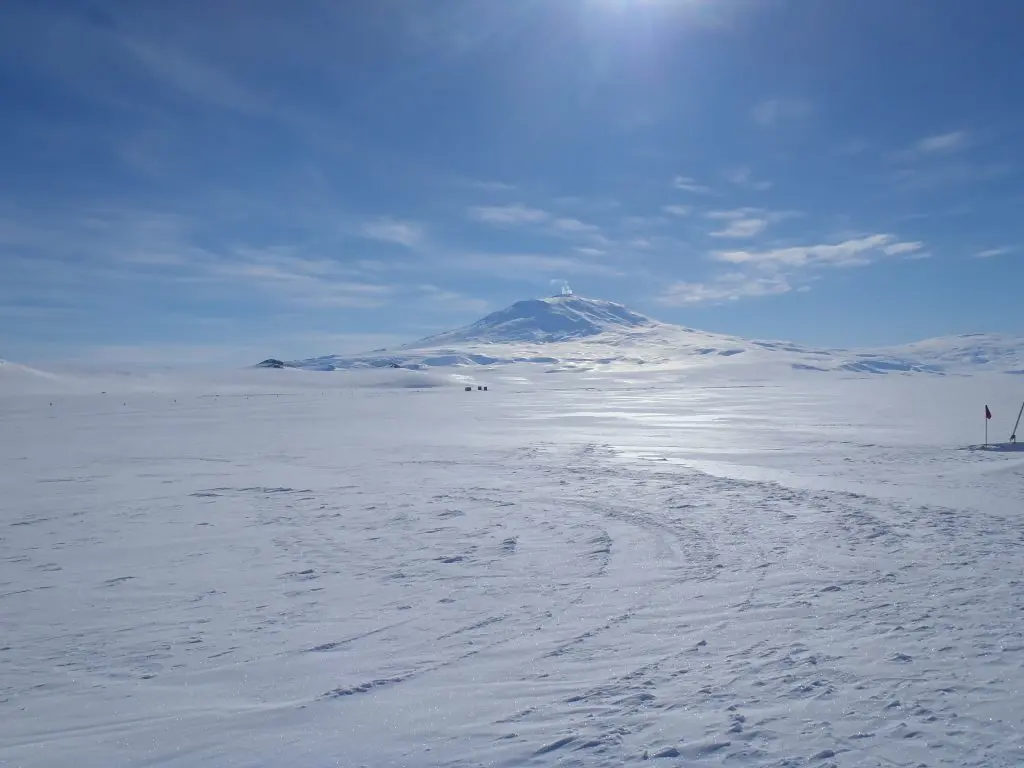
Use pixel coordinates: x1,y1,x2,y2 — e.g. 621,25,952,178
2,364,1024,767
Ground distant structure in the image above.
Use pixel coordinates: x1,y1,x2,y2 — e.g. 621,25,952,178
560,283,573,297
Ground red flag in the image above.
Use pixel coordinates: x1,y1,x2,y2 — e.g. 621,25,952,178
986,405,992,420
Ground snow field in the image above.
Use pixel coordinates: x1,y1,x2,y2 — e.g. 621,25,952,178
2,370,1023,767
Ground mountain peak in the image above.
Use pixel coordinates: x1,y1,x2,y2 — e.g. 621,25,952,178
407,295,657,347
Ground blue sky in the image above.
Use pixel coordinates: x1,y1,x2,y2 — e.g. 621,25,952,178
3,0,1024,364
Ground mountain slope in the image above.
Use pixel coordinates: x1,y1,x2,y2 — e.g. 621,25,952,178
871,333,1024,374
408,296,657,346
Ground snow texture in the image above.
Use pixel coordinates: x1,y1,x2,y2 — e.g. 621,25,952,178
2,358,1024,767
267,296,1024,375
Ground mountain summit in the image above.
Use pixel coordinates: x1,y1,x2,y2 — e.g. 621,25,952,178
407,295,657,347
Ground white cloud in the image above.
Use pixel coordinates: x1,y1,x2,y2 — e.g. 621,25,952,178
469,203,550,225
915,130,969,155
658,273,792,305
575,246,606,256
462,179,516,191
882,241,924,256
416,284,490,313
661,205,691,217
672,175,711,193
973,246,1014,259
710,218,769,239
211,256,395,308
703,208,795,239
360,217,424,247
552,217,599,233
725,166,773,191
752,99,810,126
121,38,259,113
552,196,621,212
711,234,898,269
704,208,769,221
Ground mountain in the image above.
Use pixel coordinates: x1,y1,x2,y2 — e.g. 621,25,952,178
408,295,657,346
259,295,1024,376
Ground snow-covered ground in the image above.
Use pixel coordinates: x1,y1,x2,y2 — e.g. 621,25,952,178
2,365,1024,767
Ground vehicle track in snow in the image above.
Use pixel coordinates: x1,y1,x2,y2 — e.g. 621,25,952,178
4,384,1024,768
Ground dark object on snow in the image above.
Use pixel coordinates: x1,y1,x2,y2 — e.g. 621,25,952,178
483,386,488,391
258,359,286,369
465,386,472,391
1011,400,1024,443
389,363,402,369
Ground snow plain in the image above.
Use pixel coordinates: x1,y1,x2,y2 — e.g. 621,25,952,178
2,364,1024,767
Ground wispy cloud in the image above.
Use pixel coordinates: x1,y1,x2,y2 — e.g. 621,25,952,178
672,175,711,193
725,166,773,191
752,99,810,127
661,205,691,217
449,252,624,278
712,234,920,268
658,273,792,306
890,160,1011,192
460,179,517,192
710,217,769,239
209,249,396,307
360,217,424,248
552,217,599,233
657,231,923,306
469,203,550,225
703,207,795,239
121,37,259,113
882,241,924,256
915,130,970,155
467,204,605,245
416,284,490,313
973,246,1015,259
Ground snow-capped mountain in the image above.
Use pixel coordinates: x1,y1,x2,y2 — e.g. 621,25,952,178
409,295,657,346
261,295,1024,376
